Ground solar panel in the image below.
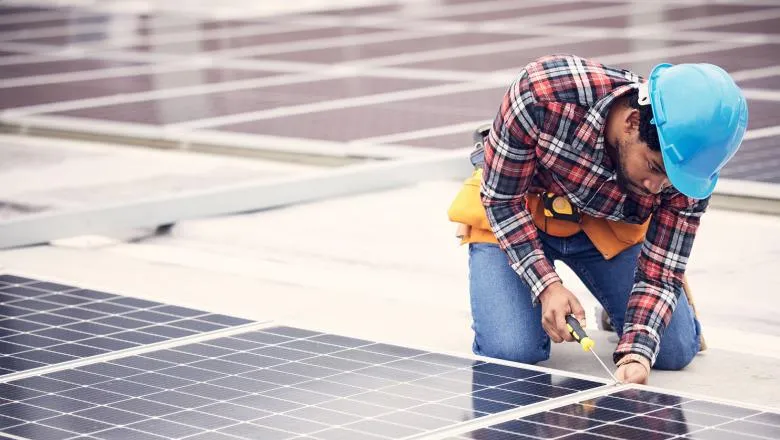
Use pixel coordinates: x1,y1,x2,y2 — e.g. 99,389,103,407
0,325,606,440
0,2,777,191
0,274,254,376
446,388,780,440
0,66,277,111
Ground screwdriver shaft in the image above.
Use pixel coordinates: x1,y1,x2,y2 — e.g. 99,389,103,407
565,315,620,383
590,349,620,383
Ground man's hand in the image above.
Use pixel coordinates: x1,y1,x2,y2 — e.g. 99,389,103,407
615,361,650,384
539,282,586,343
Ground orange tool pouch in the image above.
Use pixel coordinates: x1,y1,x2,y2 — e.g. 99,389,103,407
447,169,650,260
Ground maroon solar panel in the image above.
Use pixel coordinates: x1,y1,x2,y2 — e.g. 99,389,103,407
397,38,692,72
261,32,524,64
309,3,409,17
209,87,505,143
128,26,394,54
623,44,780,76
212,104,483,142
702,16,780,34
12,31,117,46
0,13,110,32
744,99,780,131
0,68,276,111
0,0,776,183
47,76,449,125
0,58,145,80
556,4,778,28
432,2,616,23
383,129,476,150
738,74,780,90
723,137,780,183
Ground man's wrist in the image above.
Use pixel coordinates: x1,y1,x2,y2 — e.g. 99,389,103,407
616,353,651,375
515,250,561,299
538,281,562,299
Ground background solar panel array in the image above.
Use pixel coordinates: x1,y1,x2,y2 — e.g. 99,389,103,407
447,388,780,440
0,1,778,182
0,325,605,440
0,274,254,376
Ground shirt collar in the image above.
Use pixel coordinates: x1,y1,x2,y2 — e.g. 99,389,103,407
592,82,643,152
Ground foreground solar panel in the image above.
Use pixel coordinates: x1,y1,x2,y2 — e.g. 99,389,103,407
447,388,780,440
0,325,605,440
0,274,254,376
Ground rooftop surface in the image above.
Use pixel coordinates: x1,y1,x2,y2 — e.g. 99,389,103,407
0,1,779,438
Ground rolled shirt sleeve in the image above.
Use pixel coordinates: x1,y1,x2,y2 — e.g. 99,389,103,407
615,191,709,365
481,70,562,298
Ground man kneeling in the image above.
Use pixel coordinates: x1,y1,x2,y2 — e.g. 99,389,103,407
448,54,748,384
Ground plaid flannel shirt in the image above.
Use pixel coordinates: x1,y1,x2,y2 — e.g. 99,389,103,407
481,54,709,366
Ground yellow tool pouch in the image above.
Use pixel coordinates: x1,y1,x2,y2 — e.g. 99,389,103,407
447,169,492,232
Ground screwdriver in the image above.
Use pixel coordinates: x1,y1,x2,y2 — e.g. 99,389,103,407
565,315,620,383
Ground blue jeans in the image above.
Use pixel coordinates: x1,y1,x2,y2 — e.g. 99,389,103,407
468,231,701,370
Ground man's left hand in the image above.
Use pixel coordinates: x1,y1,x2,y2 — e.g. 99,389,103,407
615,361,649,384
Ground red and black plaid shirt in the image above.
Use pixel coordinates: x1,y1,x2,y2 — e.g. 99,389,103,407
481,54,708,366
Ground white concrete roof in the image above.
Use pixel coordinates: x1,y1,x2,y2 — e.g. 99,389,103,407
3,169,779,408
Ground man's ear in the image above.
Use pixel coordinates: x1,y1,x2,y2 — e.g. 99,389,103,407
626,109,641,133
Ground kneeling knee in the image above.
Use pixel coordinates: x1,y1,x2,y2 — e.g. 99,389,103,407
474,339,550,365
653,352,696,371
654,338,699,371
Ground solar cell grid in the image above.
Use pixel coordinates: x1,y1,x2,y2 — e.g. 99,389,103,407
0,325,605,440
0,274,254,376
446,388,780,440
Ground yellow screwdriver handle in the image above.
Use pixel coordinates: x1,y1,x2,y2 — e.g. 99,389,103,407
566,315,595,352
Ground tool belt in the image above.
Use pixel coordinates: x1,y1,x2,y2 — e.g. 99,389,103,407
447,168,650,260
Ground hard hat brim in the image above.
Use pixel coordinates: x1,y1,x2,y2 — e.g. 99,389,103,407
662,150,718,199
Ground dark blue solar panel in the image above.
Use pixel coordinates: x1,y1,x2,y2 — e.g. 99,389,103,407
447,388,780,440
0,274,254,376
0,326,605,439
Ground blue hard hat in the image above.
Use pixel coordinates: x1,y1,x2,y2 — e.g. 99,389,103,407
647,63,749,199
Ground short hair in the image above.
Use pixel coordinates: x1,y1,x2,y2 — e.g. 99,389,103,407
625,91,661,152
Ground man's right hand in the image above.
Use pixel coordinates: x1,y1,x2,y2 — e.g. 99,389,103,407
539,282,586,343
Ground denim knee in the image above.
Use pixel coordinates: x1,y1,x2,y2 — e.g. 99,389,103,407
468,243,551,365
473,335,550,365
653,294,701,371
653,323,700,371
653,345,697,371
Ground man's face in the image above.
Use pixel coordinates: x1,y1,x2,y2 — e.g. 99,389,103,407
612,135,671,197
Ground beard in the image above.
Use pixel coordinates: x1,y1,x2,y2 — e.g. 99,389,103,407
614,162,641,194
608,139,650,197
617,164,650,196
